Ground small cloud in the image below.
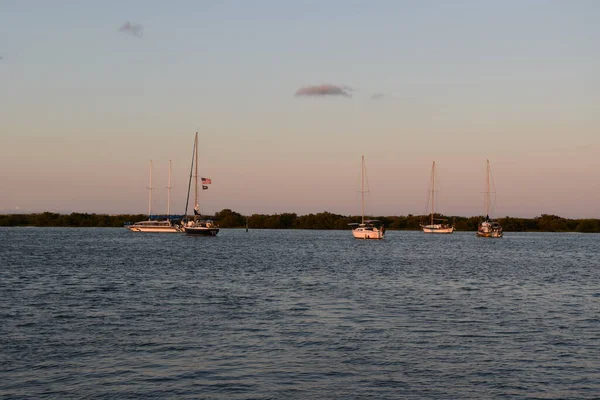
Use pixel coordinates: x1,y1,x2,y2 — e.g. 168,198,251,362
371,93,385,100
119,21,143,37
295,84,352,97
15,206,20,210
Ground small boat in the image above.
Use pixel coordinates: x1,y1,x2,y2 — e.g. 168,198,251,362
183,216,219,236
128,160,181,233
350,156,384,240
183,132,220,236
477,160,503,238
421,161,454,234
350,219,385,240
477,219,503,238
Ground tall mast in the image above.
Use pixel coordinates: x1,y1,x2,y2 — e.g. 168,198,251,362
431,161,435,226
485,159,490,217
184,134,195,218
194,132,199,215
167,160,172,216
361,155,365,224
147,160,153,217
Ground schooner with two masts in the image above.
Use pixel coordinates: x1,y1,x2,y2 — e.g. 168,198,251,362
127,160,182,232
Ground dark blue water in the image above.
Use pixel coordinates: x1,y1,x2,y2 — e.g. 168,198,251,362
1,228,599,399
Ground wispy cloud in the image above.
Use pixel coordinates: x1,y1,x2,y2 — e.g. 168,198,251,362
294,84,352,97
371,93,386,100
119,21,143,37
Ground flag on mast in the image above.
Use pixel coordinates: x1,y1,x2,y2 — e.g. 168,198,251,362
201,177,212,184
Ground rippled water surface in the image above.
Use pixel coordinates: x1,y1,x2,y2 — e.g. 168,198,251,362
1,228,600,399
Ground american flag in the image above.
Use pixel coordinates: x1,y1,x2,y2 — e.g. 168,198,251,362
201,177,212,184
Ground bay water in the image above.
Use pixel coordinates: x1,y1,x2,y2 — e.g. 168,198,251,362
1,228,599,399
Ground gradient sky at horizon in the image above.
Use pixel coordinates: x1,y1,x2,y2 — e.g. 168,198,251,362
1,0,599,218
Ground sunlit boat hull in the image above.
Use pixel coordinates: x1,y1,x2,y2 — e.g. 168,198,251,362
127,221,181,233
352,227,384,240
421,224,454,234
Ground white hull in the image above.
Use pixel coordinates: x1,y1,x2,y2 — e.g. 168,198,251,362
127,220,181,233
127,226,180,233
421,224,454,234
352,227,384,240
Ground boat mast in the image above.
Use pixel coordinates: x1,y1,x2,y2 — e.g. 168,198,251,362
167,160,172,216
147,160,153,217
431,161,435,226
184,134,196,218
361,155,365,225
194,132,199,216
485,159,490,218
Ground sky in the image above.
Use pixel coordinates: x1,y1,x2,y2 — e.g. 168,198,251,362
1,0,599,218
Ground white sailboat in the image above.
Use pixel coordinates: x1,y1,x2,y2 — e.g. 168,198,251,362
477,159,503,238
128,160,181,233
421,161,454,234
349,155,385,240
183,132,219,236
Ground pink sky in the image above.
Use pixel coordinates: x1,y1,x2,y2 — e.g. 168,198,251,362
1,1,598,218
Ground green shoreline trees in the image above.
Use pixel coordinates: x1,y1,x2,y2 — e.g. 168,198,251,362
0,210,598,232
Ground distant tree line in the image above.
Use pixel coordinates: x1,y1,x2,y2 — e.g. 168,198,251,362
0,212,147,228
0,211,599,232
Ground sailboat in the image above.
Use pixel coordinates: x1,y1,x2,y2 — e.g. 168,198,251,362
349,155,384,240
183,132,219,236
127,160,181,233
477,159,503,238
421,161,454,234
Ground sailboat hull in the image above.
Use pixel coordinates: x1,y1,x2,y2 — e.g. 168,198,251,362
128,226,181,233
421,224,454,234
476,230,503,238
184,226,219,236
352,228,384,240
127,221,181,233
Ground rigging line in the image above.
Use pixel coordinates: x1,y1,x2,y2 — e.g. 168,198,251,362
364,159,372,217
489,162,498,216
424,163,434,216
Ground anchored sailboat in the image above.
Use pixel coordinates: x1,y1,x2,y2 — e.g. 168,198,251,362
477,159,503,238
421,161,454,234
349,155,384,240
183,132,219,236
127,160,181,233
